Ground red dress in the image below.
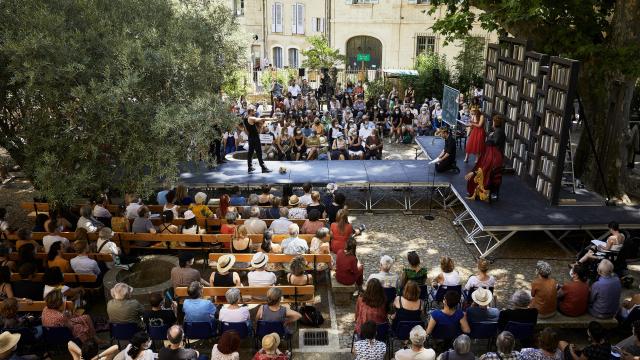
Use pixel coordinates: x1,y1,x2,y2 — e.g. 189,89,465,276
466,123,486,155
355,296,388,333
467,127,505,197
335,250,363,286
330,223,353,253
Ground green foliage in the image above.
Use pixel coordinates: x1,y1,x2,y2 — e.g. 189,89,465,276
453,36,485,96
222,70,251,99
301,36,345,70
0,0,245,205
402,54,453,103
259,68,297,94
365,78,392,104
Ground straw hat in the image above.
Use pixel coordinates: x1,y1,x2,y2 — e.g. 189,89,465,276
251,252,269,268
288,195,300,206
183,210,196,220
217,254,236,273
261,332,281,354
0,332,20,354
471,287,493,307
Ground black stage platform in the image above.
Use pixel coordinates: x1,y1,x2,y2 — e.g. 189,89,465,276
178,136,640,257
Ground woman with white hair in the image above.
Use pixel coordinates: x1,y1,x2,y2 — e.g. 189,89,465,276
394,325,436,360
366,255,398,288
530,261,557,318
437,334,474,360
218,288,250,329
479,331,519,360
497,290,538,331
189,192,215,219
107,283,145,327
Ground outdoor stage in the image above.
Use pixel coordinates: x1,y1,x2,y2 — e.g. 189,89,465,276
178,136,640,258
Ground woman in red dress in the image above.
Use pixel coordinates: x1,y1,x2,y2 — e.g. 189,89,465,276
464,107,486,163
329,209,353,253
465,115,506,199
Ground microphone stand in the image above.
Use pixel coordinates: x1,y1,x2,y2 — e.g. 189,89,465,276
424,158,437,221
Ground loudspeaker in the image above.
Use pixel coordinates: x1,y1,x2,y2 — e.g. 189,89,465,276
298,68,305,77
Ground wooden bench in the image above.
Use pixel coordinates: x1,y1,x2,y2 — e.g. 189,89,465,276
536,313,618,329
208,253,332,283
174,285,315,305
18,301,74,312
10,273,97,284
330,270,355,306
7,252,113,262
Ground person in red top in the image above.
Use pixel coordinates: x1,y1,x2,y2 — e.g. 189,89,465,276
335,237,363,287
558,263,590,317
220,212,238,235
355,278,388,334
330,209,353,253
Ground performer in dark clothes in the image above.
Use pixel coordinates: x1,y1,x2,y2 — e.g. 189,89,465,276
244,106,274,173
433,127,458,173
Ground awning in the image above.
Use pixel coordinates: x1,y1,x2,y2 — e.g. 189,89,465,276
383,69,419,77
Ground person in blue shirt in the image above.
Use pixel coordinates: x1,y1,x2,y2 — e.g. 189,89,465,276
589,259,621,319
157,189,169,206
182,281,216,326
229,186,246,206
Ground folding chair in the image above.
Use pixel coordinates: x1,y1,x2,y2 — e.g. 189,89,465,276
255,321,291,353
469,321,499,351
183,321,218,347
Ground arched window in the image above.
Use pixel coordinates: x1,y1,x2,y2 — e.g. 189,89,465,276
346,36,382,70
288,48,299,68
272,47,283,68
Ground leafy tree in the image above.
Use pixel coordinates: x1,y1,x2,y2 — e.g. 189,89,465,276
0,0,245,205
301,36,346,70
402,53,453,104
453,36,485,97
365,78,393,105
427,0,640,199
260,68,297,94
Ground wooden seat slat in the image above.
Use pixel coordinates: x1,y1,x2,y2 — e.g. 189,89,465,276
174,285,315,299
18,301,73,312
10,273,97,283
208,253,331,264
7,252,113,262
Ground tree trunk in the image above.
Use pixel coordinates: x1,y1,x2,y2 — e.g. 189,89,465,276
573,0,640,199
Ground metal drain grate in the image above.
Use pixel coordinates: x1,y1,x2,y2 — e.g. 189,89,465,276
303,330,329,346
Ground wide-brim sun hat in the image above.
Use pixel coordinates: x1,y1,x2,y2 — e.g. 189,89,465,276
217,254,236,273
262,332,281,353
251,252,269,268
288,195,300,206
0,331,20,354
183,210,196,220
471,287,493,306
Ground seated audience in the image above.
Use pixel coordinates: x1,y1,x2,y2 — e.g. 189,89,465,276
589,259,621,319
42,289,99,343
287,195,307,220
158,211,178,235
248,253,277,287
228,186,245,206
530,261,557,318
355,278,387,334
256,287,302,328
479,331,519,360
391,280,423,331
497,290,538,331
132,206,156,234
394,325,436,360
96,227,121,269
125,195,143,219
0,208,9,238
143,293,176,328
433,256,460,287
43,266,83,300
244,206,268,234
309,228,331,271
258,185,274,206
43,221,70,253
402,251,428,287
366,255,398,288
326,192,345,224
287,256,313,285
15,228,40,251
116,331,155,360
13,263,44,301
520,327,563,360
211,330,240,360
210,254,242,287
620,293,640,321
353,320,386,360
182,281,216,326
77,205,104,233
0,245,15,272
181,210,205,235
282,224,309,255
577,221,625,264
163,190,180,219
219,288,250,327
464,258,496,293
426,291,470,341
216,194,232,219
110,205,130,233
68,341,118,360
301,209,324,235
47,241,72,273
107,283,144,327
92,195,112,224
267,197,281,220
330,209,353,253
0,266,13,300
467,287,499,323
253,332,289,360
437,334,474,360
220,212,238,235
242,194,266,219
306,191,325,218
158,325,200,360
269,208,293,235
617,320,640,358
231,225,251,259
259,231,284,273
70,240,101,276
558,263,589,317
299,183,313,207
170,253,208,290
16,242,41,271
189,192,214,219
335,237,363,289
0,298,33,329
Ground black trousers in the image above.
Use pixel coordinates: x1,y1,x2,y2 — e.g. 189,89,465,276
247,137,266,169
436,158,456,173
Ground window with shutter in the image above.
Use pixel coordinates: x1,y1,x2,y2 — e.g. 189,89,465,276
292,4,297,34
273,3,282,33
273,47,283,68
320,18,325,32
311,17,317,32
288,48,299,68
271,4,276,32
297,4,304,34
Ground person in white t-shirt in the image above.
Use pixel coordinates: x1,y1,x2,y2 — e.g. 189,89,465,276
247,253,277,286
96,227,121,269
288,80,301,97
43,221,71,253
218,288,251,324
394,325,436,360
298,183,313,207
125,197,143,220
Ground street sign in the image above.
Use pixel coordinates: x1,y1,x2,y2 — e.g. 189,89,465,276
356,53,371,62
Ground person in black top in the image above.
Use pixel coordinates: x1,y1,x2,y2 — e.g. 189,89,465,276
12,263,44,301
434,127,458,173
243,107,274,173
143,293,177,328
158,325,200,360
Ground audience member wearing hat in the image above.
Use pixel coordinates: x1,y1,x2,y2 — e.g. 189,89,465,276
189,192,214,219
466,287,499,323
0,332,21,360
170,253,208,290
253,332,289,360
287,195,307,220
248,252,277,288
181,210,205,235
209,254,242,288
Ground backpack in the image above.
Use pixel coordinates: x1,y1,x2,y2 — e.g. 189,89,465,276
298,305,324,327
